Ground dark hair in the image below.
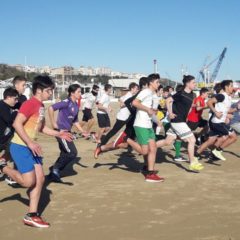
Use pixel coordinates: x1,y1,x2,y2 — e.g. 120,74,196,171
200,87,208,95
167,85,173,91
128,82,139,90
175,84,184,92
104,84,112,91
158,84,163,91
182,75,195,86
214,83,222,94
92,84,99,91
68,83,81,97
32,75,55,95
139,77,148,90
148,73,160,84
163,87,169,92
12,76,27,86
3,87,19,99
221,80,233,90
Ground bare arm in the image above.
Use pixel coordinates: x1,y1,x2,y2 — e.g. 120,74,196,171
73,122,84,133
48,106,58,129
196,100,208,111
42,125,73,141
166,96,176,119
132,99,153,115
207,97,222,119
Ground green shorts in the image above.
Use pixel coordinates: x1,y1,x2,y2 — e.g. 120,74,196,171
134,126,156,145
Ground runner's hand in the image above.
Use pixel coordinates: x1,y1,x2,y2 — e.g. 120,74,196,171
147,108,154,116
28,141,43,157
58,131,73,142
169,113,177,119
215,111,223,119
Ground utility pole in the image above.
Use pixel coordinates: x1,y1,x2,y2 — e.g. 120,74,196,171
153,59,158,73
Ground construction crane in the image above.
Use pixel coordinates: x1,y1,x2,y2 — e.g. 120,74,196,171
199,47,227,85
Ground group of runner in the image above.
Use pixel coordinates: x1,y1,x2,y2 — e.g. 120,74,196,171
0,74,239,228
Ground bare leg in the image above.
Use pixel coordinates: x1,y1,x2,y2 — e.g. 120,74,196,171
28,164,45,213
220,132,238,149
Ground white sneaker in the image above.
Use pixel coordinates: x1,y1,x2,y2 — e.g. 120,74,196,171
212,149,226,161
174,156,188,162
5,176,17,185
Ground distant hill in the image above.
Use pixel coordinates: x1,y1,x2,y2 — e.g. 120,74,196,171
0,64,38,81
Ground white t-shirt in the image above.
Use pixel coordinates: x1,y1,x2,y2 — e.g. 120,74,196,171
134,88,154,128
116,91,133,121
82,92,96,110
97,92,110,114
211,92,232,124
152,93,160,110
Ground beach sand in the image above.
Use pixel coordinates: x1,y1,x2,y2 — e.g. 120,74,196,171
0,103,240,240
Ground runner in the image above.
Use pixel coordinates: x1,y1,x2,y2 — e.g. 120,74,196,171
156,75,204,171
48,83,83,182
196,80,238,161
94,82,139,158
81,84,99,138
133,73,164,182
187,87,209,145
0,87,19,177
0,75,72,228
5,76,28,186
96,84,112,142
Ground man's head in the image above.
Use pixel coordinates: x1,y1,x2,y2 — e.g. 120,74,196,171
213,83,222,94
68,84,81,100
163,87,170,98
148,73,160,91
12,76,27,95
139,77,148,90
92,84,100,96
128,82,139,95
156,84,163,96
32,75,55,101
221,80,234,95
167,86,174,94
182,75,196,91
175,84,184,93
3,87,19,107
104,84,112,94
200,87,209,99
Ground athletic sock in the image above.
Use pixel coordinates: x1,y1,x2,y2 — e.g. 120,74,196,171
174,140,182,158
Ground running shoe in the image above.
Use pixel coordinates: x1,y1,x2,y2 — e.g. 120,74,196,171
145,173,165,183
113,132,127,148
48,168,62,183
189,162,204,171
5,176,17,185
212,149,226,161
174,155,188,162
23,213,50,228
94,147,102,159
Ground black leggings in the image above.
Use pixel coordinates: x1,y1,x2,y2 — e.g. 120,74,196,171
100,119,126,146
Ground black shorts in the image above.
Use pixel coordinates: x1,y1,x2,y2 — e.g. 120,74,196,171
187,119,208,131
209,122,234,137
82,108,94,122
97,113,111,128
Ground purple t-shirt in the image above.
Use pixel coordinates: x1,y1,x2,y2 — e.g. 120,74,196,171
52,98,79,130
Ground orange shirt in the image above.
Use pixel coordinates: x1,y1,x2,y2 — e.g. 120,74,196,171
11,97,45,146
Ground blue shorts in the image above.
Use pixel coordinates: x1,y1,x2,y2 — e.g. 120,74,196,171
10,143,43,174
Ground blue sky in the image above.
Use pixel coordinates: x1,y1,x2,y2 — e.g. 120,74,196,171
0,0,239,81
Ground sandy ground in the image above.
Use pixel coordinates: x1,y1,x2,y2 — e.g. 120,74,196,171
0,103,240,240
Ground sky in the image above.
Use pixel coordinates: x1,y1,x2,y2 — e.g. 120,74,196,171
0,0,239,81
